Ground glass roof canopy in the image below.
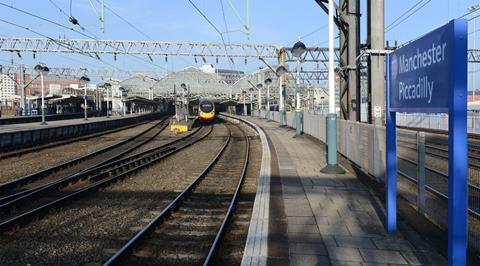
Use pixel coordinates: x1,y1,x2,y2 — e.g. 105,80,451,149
111,66,299,100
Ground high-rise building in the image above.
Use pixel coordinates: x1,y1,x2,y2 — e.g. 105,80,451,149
0,73,18,105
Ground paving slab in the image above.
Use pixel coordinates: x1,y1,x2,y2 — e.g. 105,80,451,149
242,117,447,266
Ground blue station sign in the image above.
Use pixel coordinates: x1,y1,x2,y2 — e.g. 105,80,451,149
389,21,462,113
386,19,468,266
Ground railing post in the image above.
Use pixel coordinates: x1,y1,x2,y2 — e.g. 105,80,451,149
417,131,426,213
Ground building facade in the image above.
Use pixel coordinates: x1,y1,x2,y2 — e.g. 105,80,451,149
0,73,18,106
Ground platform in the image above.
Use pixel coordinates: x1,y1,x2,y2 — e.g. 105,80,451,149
242,116,447,266
0,114,138,133
0,112,162,151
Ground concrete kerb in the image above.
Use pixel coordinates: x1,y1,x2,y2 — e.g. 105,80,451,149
220,114,271,266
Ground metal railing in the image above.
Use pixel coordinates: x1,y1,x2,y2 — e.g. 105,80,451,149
396,113,480,134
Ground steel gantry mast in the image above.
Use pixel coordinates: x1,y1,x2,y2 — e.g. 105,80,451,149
0,37,342,64
0,37,478,84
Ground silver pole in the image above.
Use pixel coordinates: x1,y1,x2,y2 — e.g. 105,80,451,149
321,0,345,174
267,84,270,120
40,73,46,125
84,84,88,120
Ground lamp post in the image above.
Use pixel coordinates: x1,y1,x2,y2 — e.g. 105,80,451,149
104,82,111,118
321,0,345,174
276,65,288,127
275,65,288,127
119,87,127,117
265,78,272,120
181,83,188,122
256,83,263,117
249,87,254,116
80,75,90,121
292,39,307,136
34,63,49,125
242,89,247,116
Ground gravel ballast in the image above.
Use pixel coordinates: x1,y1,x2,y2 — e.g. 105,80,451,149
0,122,232,265
0,121,159,183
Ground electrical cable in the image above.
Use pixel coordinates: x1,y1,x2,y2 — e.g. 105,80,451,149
219,0,231,44
97,0,192,69
47,0,98,38
187,0,235,69
458,5,480,19
0,18,125,72
0,1,170,72
385,0,431,33
385,0,424,31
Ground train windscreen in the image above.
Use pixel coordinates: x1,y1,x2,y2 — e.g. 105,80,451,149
199,101,214,113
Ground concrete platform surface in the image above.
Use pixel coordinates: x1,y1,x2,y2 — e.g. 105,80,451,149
0,114,144,133
245,117,447,266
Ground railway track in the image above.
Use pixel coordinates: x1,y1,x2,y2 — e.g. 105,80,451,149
397,125,480,140
104,121,250,265
397,131,480,165
0,123,212,232
0,118,154,160
396,155,480,219
0,117,170,203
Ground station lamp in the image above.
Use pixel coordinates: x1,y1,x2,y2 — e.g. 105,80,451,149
264,78,272,120
80,75,90,121
292,40,307,136
34,63,49,125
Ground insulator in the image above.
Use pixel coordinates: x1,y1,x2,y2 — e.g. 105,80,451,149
69,16,79,25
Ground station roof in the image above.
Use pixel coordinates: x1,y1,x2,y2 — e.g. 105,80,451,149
120,74,158,89
152,67,230,97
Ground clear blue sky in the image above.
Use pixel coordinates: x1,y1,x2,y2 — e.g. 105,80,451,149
0,0,478,81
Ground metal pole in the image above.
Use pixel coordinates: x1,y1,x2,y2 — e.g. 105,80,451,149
278,49,286,127
250,92,253,116
267,84,270,120
258,87,262,117
473,15,476,101
368,0,385,125
295,59,302,136
417,132,425,213
40,73,46,125
19,64,26,115
84,83,88,121
243,92,246,116
106,86,110,118
321,0,345,174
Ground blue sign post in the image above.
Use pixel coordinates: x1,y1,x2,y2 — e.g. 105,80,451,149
386,19,468,265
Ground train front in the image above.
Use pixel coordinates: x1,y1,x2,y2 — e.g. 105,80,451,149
198,99,215,121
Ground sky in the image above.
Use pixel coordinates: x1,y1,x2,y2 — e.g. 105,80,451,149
0,0,478,85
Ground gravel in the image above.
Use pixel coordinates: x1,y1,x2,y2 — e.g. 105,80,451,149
0,122,231,266
0,121,159,183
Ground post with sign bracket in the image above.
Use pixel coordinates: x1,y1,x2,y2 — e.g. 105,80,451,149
386,19,468,266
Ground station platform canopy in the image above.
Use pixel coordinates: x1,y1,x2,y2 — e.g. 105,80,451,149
152,66,230,98
120,75,159,99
